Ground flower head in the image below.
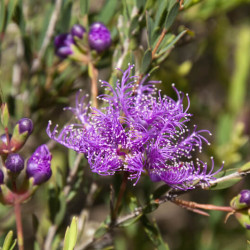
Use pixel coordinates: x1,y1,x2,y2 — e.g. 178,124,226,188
88,22,111,52
26,144,52,185
239,190,250,205
47,65,222,189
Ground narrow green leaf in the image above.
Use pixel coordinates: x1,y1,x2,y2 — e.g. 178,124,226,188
94,223,109,239
1,103,9,128
155,0,168,27
119,214,142,227
238,162,250,173
146,12,154,47
136,0,146,9
140,49,152,74
228,26,250,115
152,184,170,199
141,215,169,250
210,168,242,190
2,231,16,250
0,0,6,32
164,2,179,30
80,0,90,15
6,0,18,26
98,0,117,25
63,217,78,250
143,200,159,214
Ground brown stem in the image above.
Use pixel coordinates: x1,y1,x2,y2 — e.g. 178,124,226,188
14,201,24,250
88,62,98,108
152,28,167,59
173,198,234,213
112,173,129,222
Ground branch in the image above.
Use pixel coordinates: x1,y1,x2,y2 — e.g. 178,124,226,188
31,0,63,73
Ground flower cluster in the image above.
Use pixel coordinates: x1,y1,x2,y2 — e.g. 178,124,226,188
47,65,222,190
54,22,111,59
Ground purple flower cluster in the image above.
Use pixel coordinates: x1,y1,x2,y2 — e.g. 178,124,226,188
54,22,111,58
47,65,222,190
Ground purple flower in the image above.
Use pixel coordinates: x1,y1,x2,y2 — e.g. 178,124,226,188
54,33,74,58
26,144,52,185
17,118,33,135
5,153,24,173
88,22,111,52
47,65,222,189
71,24,86,39
0,169,4,184
239,190,250,206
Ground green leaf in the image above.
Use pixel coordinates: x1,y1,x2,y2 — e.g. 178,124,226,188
210,168,242,190
0,0,6,32
140,49,152,74
2,231,17,250
6,0,18,27
94,222,109,239
141,215,169,250
1,103,9,128
146,12,154,47
164,2,179,30
98,0,117,25
143,200,159,214
152,184,170,199
136,0,146,9
63,217,78,250
154,0,168,28
80,0,90,15
239,162,250,173
119,214,142,228
228,26,250,115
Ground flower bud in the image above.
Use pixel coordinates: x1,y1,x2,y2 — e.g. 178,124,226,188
54,33,74,58
0,133,11,145
26,144,52,185
88,22,111,53
5,153,24,173
17,118,33,135
71,24,85,39
0,169,4,184
239,190,250,205
231,190,250,210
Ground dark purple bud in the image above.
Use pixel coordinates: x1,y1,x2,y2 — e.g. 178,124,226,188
239,190,250,206
26,144,52,185
88,22,111,53
5,153,24,173
54,33,74,58
56,46,73,58
245,223,250,230
71,24,86,39
0,133,11,145
17,118,33,135
0,169,4,184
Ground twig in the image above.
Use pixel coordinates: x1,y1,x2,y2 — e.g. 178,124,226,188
88,62,98,108
14,201,24,250
207,170,250,188
64,154,83,196
31,0,63,73
152,28,167,59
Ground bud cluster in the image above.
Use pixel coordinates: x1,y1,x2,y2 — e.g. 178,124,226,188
54,22,111,59
0,104,52,205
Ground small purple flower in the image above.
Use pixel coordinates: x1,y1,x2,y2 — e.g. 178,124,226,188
54,33,74,58
17,118,33,135
5,153,24,173
0,169,4,184
47,65,222,190
239,190,250,206
88,22,111,52
26,144,52,185
71,24,86,39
